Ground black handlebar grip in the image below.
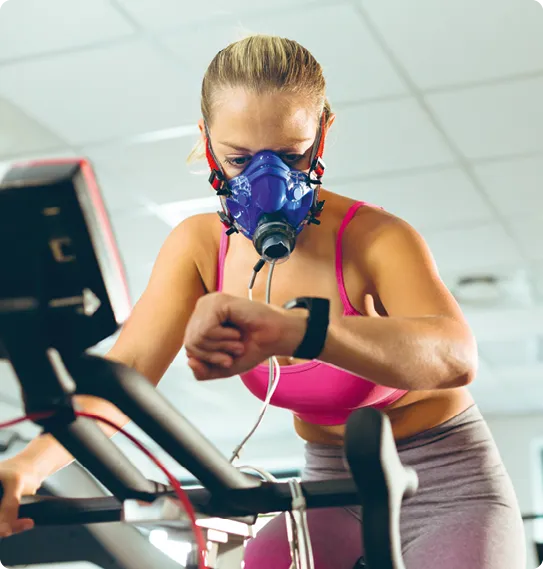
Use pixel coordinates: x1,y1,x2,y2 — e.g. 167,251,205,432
18,495,123,525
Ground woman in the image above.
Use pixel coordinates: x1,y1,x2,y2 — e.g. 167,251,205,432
0,35,525,568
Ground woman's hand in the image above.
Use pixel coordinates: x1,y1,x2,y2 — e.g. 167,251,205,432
0,458,41,537
184,293,306,380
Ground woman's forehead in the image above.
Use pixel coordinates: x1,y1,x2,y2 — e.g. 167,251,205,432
210,88,319,150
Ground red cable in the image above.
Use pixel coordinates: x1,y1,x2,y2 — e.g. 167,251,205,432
0,411,209,569
0,413,53,429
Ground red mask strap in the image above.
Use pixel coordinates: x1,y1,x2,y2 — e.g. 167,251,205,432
204,122,237,234
204,122,227,193
309,114,327,180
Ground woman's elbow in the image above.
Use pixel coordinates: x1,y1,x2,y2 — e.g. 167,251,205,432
445,333,479,388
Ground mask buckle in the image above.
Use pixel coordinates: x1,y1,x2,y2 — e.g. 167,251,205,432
310,156,326,180
217,211,238,236
308,200,326,226
208,169,231,196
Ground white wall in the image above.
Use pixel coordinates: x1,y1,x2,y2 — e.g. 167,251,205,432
485,412,543,569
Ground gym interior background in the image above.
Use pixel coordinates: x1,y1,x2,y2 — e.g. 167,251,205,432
0,0,542,567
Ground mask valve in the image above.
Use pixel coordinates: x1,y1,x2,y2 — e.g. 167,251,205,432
252,213,296,264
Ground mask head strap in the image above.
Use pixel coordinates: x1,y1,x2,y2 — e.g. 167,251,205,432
204,122,238,234
308,113,327,180
305,113,328,225
204,122,230,194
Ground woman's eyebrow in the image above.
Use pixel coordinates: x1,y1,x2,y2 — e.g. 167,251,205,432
218,142,251,152
218,138,314,153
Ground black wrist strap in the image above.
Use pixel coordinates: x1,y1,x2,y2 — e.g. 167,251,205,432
282,297,330,360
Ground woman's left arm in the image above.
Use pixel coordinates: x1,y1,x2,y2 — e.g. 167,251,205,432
313,218,478,391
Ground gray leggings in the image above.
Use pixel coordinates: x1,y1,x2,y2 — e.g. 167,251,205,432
244,405,526,568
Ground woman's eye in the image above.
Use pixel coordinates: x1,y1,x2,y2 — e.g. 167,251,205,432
283,154,304,163
225,156,251,167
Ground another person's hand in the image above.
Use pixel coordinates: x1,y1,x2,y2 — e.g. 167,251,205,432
0,459,41,536
184,293,306,380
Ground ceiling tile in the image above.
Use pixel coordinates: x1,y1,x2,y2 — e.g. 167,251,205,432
422,223,521,272
472,385,543,415
506,215,543,262
454,267,535,312
109,209,171,270
474,155,543,218
115,0,326,30
426,77,543,160
332,166,494,232
159,2,407,106
0,97,67,157
151,196,220,228
0,39,201,145
530,261,543,303
471,357,496,385
0,0,135,63
125,265,152,304
361,0,543,89
90,161,149,214
439,265,520,300
324,98,455,177
84,136,210,207
479,338,539,369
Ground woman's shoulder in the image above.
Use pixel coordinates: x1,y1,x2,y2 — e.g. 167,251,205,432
170,211,221,240
168,212,223,292
339,197,427,269
323,191,398,235
346,198,417,239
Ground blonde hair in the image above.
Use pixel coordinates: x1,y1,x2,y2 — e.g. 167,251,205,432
187,34,331,163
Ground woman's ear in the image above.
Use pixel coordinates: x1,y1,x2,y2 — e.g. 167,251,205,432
198,118,206,142
325,112,336,134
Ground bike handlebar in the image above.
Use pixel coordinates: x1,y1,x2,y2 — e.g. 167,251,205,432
6,479,361,525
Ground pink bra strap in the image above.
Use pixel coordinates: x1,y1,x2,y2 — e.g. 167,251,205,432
335,201,369,314
216,230,229,292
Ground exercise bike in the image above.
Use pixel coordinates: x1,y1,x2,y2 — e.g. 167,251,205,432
0,159,418,569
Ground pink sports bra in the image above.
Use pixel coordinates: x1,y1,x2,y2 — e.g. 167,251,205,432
216,201,408,426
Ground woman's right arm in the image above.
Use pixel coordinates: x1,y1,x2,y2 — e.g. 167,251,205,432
0,214,210,534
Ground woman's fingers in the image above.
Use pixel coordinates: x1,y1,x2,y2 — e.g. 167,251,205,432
197,340,244,356
0,484,22,536
187,357,223,381
204,325,242,342
11,518,34,534
185,327,245,367
186,346,234,368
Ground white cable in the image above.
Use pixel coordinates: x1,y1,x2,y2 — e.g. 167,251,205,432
286,479,314,569
236,465,278,483
229,260,280,463
232,258,313,569
264,261,281,402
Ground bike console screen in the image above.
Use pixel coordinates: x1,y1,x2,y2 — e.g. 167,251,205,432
0,158,131,356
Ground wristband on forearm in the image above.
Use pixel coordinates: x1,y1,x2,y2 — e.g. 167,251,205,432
282,297,330,360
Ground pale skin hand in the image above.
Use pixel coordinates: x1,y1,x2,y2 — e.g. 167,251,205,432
185,292,381,380
185,292,307,380
0,459,41,536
